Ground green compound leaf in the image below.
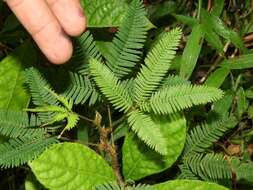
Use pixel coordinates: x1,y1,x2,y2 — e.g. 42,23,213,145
29,142,116,190
94,182,152,190
0,42,36,110
134,28,182,103
140,85,224,115
0,137,57,169
123,114,186,180
90,59,133,112
127,110,167,155
81,0,128,27
153,180,229,190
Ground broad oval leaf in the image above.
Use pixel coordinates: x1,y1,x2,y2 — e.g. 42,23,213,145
29,142,116,190
81,0,128,27
153,180,229,190
123,114,186,180
25,172,46,190
0,42,36,110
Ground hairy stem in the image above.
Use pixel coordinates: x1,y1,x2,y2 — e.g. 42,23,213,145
108,144,124,187
95,110,125,186
99,127,124,186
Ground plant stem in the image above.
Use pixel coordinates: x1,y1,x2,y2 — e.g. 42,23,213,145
108,106,113,129
207,0,212,11
197,0,202,20
108,144,124,187
112,116,125,128
78,114,94,123
99,132,124,185
107,106,114,144
100,127,124,186
95,110,124,186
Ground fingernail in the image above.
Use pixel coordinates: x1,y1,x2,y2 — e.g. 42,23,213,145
78,8,85,18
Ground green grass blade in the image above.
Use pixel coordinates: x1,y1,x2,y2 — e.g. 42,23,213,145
180,24,204,79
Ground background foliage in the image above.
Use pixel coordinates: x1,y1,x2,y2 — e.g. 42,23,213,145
1,0,253,190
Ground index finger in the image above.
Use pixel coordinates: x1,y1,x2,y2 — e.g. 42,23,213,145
6,0,73,64
46,0,86,36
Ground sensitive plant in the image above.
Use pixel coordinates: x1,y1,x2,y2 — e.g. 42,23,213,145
1,0,252,189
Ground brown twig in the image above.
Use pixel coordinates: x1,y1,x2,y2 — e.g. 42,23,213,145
207,0,212,11
94,110,125,186
244,33,253,43
0,43,13,53
99,127,124,186
108,143,124,186
78,114,94,123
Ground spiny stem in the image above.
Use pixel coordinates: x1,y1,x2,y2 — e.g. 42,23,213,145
107,106,114,144
108,144,124,187
108,106,113,129
91,110,124,186
96,112,124,186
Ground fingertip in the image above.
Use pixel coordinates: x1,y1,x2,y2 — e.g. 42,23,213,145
6,0,74,64
65,13,86,36
47,0,87,37
46,37,73,64
33,26,73,65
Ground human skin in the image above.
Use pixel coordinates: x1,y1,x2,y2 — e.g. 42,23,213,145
5,0,86,64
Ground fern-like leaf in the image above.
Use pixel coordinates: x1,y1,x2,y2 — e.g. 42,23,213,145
178,164,199,180
66,113,80,131
24,67,58,106
182,153,232,181
95,182,152,190
106,0,148,78
0,137,57,168
0,110,44,138
140,85,223,114
24,67,60,123
134,28,182,102
95,183,122,190
63,31,102,105
90,59,133,112
63,72,101,105
26,105,79,138
67,31,102,75
161,75,191,88
127,110,167,155
184,117,237,155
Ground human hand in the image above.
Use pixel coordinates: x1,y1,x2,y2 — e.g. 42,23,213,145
6,0,86,64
